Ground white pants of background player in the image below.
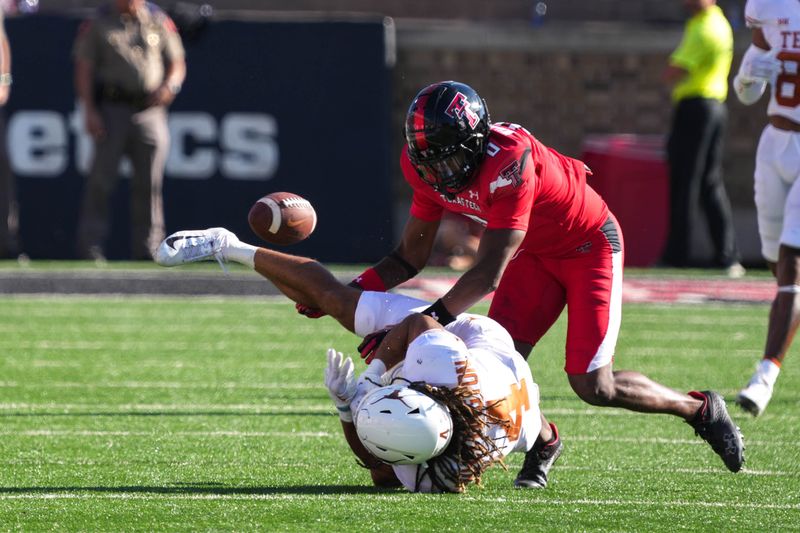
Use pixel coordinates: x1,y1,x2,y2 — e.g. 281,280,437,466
353,291,542,493
755,125,800,262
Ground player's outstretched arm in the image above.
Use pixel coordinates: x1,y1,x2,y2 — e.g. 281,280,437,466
253,247,362,332
155,228,362,331
425,227,526,324
296,215,439,320
356,215,439,292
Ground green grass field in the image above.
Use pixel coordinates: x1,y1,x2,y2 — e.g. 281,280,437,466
0,294,798,531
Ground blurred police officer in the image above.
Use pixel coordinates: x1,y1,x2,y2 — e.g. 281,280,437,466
74,0,185,261
0,8,15,259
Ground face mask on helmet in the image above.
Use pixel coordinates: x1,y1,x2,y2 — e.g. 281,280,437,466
408,142,481,196
405,81,490,197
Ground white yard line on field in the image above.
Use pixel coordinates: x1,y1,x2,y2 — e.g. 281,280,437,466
0,381,323,390
0,492,796,510
0,403,795,422
0,429,793,449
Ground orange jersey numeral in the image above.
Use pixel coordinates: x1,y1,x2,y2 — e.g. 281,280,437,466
487,378,531,441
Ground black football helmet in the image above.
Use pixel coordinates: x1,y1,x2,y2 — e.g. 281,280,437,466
404,81,490,196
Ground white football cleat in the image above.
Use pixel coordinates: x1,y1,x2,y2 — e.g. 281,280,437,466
155,227,238,269
736,374,774,417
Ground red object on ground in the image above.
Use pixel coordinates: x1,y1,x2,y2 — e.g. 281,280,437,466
581,134,669,267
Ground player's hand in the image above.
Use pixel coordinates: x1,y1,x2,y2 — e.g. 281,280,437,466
743,49,782,82
358,327,392,363
324,349,357,421
148,84,177,107
296,303,326,319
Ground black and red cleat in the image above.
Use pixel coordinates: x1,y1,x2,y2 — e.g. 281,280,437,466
514,422,563,489
688,390,745,473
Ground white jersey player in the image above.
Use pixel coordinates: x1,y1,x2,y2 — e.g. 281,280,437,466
154,227,543,492
351,291,541,492
732,0,800,416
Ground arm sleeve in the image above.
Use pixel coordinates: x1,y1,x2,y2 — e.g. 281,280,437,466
733,44,770,105
352,291,429,337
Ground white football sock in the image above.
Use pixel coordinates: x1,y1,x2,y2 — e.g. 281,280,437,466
223,241,257,269
757,358,781,387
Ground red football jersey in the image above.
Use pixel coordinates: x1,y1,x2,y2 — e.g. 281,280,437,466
402,122,610,257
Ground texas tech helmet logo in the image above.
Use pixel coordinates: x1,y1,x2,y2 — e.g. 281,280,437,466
445,91,480,129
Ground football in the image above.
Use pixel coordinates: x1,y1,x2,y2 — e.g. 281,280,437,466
247,192,317,245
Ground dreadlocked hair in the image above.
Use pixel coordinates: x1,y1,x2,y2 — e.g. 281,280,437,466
406,380,509,493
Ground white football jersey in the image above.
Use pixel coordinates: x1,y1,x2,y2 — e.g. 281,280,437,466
746,0,800,122
353,292,541,493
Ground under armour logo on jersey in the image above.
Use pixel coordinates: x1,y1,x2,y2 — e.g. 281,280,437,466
469,190,479,200
445,92,480,129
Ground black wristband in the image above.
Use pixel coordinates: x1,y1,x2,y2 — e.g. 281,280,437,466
388,251,420,279
422,298,457,326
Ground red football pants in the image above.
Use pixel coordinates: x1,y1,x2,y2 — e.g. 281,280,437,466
489,215,624,375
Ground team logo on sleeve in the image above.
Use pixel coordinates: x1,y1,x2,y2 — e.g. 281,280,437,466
489,160,523,194
445,92,480,129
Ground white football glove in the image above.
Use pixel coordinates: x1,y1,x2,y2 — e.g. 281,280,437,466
324,348,357,422
741,47,782,83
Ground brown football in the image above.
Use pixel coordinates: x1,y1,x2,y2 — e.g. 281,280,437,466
247,192,317,245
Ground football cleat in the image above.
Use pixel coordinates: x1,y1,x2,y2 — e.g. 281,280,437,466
514,423,563,489
154,227,238,270
736,375,773,417
687,391,745,473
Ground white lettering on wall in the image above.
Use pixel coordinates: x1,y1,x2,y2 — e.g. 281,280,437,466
220,113,279,180
8,111,68,176
167,112,218,179
7,107,280,181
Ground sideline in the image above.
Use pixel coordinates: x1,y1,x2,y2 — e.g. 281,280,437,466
0,269,775,304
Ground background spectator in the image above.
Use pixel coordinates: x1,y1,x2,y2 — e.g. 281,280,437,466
73,0,185,262
661,0,744,277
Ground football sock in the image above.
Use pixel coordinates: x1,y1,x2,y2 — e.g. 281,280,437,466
224,242,257,269
757,358,781,386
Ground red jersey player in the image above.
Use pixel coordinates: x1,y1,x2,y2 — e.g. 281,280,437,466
302,81,744,483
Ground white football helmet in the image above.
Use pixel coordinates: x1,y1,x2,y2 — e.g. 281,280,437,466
354,384,453,465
